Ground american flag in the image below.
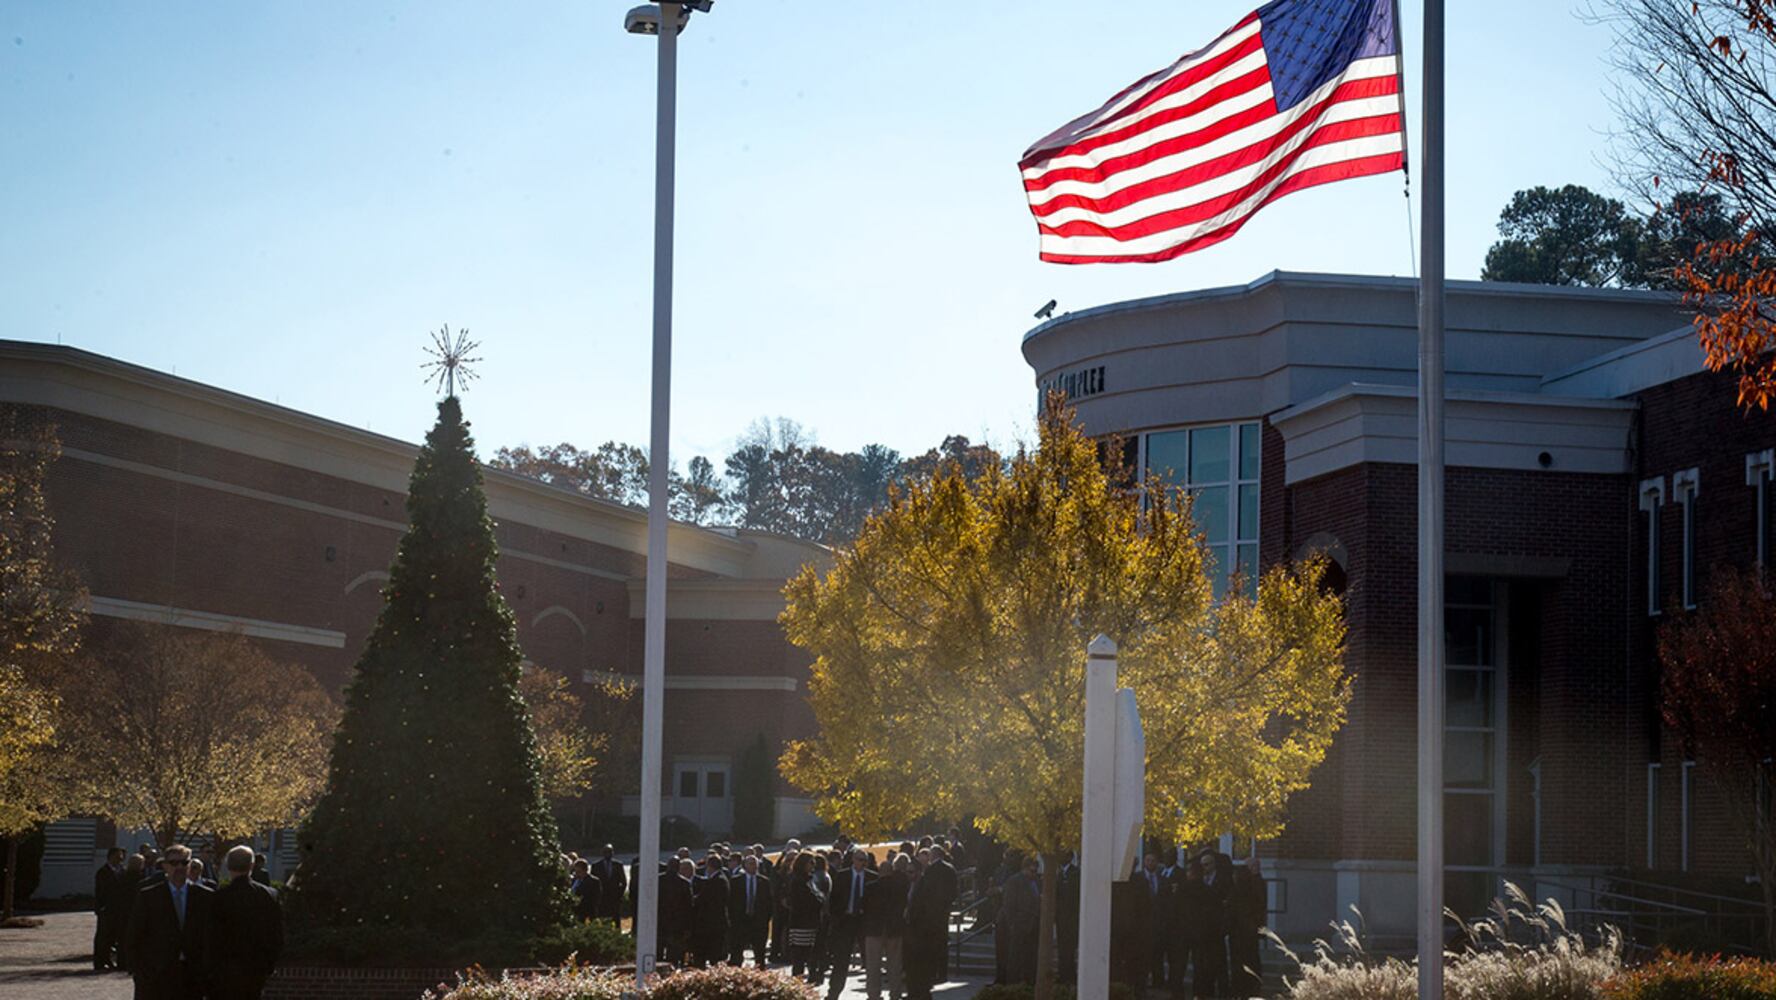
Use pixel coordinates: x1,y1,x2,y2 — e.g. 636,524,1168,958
1020,0,1406,264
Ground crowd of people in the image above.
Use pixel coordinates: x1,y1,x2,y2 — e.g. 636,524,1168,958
559,832,1268,1000
561,832,969,1000
90,842,285,1000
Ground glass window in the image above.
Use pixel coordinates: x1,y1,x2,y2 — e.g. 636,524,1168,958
1446,669,1494,728
1445,607,1492,666
1191,485,1229,544
705,770,726,799
1238,484,1259,541
1445,731,1494,788
1239,424,1260,480
679,771,699,798
1147,431,1188,486
1445,794,1494,867
1189,426,1229,483
1236,543,1258,599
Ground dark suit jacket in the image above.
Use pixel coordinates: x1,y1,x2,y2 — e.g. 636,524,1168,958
591,857,627,917
659,873,695,936
207,877,282,989
95,864,120,914
125,880,213,984
571,874,603,920
828,867,876,920
692,873,730,937
728,871,773,927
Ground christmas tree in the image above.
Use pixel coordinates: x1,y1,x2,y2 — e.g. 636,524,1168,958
293,391,566,944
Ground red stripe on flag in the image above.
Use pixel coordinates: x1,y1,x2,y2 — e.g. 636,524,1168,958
1027,76,1400,211
1036,150,1405,263
1020,14,1263,168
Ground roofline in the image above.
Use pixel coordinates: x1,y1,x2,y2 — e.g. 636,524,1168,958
1538,324,1701,387
1022,271,1685,347
1273,381,1639,427
0,338,753,558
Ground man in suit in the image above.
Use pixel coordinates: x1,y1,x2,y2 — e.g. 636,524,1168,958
902,852,948,1000
249,854,272,887
186,859,217,890
1135,852,1169,988
591,845,627,926
125,843,213,1000
1056,852,1081,984
658,859,696,965
1227,856,1268,998
923,845,958,980
94,847,127,969
1192,848,1232,997
207,845,282,1000
1000,857,1042,985
690,854,730,967
863,852,908,1000
569,859,603,923
727,854,773,967
824,850,877,999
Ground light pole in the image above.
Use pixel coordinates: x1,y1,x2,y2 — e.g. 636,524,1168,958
624,0,712,984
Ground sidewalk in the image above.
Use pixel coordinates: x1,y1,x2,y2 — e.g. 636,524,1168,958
0,910,131,1000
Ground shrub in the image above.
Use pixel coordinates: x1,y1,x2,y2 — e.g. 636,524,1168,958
646,965,820,1000
1276,883,1624,1000
531,921,630,966
1603,953,1776,1000
428,965,819,1000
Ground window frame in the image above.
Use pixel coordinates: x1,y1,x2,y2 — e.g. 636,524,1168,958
1639,478,1666,616
1138,420,1262,599
1748,450,1775,569
1673,468,1700,610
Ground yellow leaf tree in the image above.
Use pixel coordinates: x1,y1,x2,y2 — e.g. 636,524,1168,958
0,408,87,918
57,625,339,846
519,666,636,801
780,402,1348,999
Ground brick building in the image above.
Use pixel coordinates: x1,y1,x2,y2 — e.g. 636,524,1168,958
0,340,830,897
1022,271,1776,942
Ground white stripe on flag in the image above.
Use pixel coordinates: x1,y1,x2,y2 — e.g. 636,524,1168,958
1035,132,1405,256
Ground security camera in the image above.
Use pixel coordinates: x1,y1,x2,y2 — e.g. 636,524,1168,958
1034,299,1058,320
624,3,690,35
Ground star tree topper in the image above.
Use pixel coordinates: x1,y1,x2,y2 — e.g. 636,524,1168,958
421,325,482,397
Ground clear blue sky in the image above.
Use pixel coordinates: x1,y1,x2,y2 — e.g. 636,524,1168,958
2,1,1629,465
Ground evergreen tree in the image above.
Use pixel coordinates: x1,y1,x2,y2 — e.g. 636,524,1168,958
293,395,565,943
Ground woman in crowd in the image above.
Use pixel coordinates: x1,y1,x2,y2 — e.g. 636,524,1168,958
787,852,827,980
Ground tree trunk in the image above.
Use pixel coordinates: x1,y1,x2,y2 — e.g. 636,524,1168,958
1034,851,1060,1000
3,838,18,922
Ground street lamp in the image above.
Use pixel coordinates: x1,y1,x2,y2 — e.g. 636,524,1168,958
624,0,711,984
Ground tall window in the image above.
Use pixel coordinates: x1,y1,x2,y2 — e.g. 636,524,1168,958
1749,450,1775,568
1639,478,1666,616
1144,422,1261,598
1445,576,1506,914
1673,469,1699,610
1681,760,1696,872
1645,762,1661,870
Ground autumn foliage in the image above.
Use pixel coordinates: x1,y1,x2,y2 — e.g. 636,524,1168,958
1656,566,1776,954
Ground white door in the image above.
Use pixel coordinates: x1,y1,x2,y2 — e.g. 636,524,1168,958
672,761,732,836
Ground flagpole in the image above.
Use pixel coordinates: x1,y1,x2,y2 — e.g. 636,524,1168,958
635,0,681,984
1416,0,1446,998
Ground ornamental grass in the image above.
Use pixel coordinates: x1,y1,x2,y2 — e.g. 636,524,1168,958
1272,882,1624,1000
425,963,820,1000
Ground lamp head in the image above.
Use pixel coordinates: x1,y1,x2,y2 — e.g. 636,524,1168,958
624,1,711,35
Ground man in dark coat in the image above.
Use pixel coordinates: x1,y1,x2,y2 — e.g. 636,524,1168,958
824,851,878,999
1191,848,1232,997
125,843,213,1000
569,860,603,923
924,846,959,980
903,853,949,1000
1227,856,1268,997
1056,852,1081,984
94,847,127,969
249,853,272,887
727,854,773,967
1134,852,1169,988
591,845,627,925
206,846,283,1000
690,855,730,966
658,859,696,966
1000,857,1042,985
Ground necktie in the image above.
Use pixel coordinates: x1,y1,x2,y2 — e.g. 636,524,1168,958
172,884,186,928
747,875,755,915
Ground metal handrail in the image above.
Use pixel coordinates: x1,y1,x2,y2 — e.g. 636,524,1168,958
950,888,998,968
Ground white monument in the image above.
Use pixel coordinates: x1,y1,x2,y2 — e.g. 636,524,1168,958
1079,634,1144,1000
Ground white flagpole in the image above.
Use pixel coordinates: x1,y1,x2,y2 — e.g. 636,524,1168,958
636,0,680,984
1416,0,1446,998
